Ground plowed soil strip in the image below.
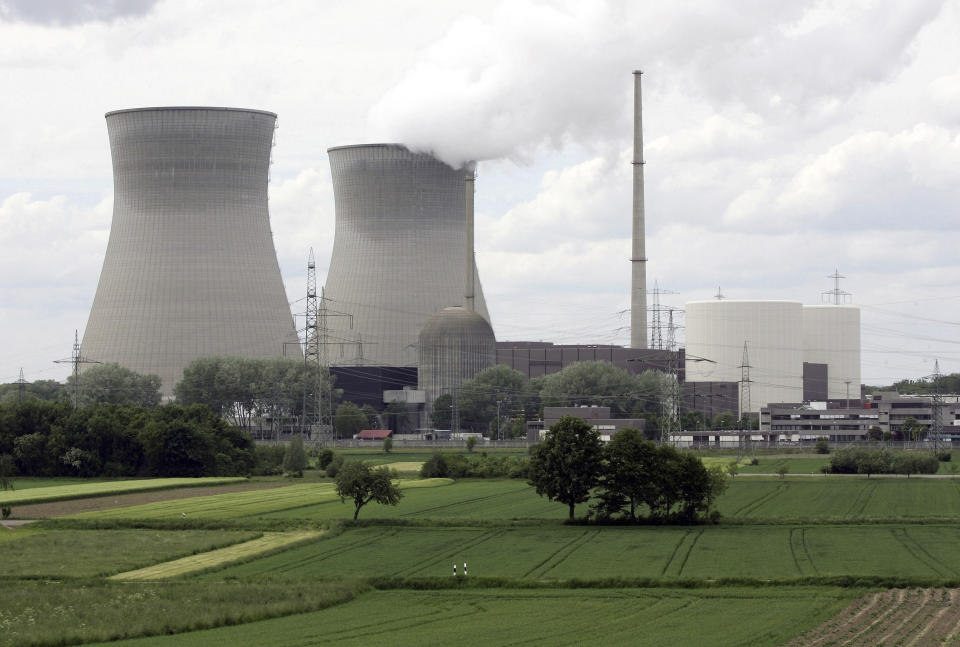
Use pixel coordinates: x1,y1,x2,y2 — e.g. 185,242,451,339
784,588,960,647
109,530,325,580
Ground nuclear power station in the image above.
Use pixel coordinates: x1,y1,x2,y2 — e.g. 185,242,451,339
73,74,863,429
82,107,299,395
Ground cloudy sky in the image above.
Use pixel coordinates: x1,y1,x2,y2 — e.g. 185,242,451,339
1,0,958,388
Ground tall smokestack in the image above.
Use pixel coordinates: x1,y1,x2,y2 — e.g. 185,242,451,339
630,70,648,349
465,169,476,312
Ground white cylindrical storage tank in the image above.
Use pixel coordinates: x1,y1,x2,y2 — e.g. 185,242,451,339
418,306,496,415
803,305,861,401
685,300,804,412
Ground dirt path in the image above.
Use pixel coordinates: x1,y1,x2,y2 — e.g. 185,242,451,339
783,588,960,646
8,481,292,519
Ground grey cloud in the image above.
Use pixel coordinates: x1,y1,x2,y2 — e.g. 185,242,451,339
0,0,158,25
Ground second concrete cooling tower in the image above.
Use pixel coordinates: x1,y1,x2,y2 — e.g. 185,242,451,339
323,144,491,368
82,107,299,394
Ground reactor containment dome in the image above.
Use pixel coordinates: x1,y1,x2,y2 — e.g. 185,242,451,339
323,144,491,368
82,106,299,395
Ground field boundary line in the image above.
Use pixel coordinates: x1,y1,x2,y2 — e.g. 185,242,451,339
108,530,324,580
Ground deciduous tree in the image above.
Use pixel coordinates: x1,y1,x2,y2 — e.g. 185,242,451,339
335,461,403,520
528,416,604,519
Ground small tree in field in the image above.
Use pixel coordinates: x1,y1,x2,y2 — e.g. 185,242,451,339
282,435,308,477
465,436,477,453
335,461,403,520
382,436,393,453
527,416,604,520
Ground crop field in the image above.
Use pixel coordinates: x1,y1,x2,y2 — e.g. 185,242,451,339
80,586,857,647
718,477,960,519
206,523,960,581
0,528,259,577
0,477,246,506
70,478,453,520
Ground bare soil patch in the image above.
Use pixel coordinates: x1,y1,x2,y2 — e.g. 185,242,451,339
9,481,291,519
784,588,960,646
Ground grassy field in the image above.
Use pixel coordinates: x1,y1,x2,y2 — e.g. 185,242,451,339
70,479,454,520
0,477,247,506
718,476,960,519
205,523,960,581
81,586,858,647
53,475,960,522
0,528,259,577
0,579,361,647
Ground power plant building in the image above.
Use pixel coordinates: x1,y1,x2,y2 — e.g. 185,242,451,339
684,300,805,413
802,305,861,400
418,306,496,415
323,144,491,369
82,107,299,395
684,300,862,414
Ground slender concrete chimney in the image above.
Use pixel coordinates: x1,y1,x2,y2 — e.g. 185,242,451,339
465,169,476,312
630,70,648,349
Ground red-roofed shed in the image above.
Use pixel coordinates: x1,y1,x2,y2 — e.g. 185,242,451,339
355,429,393,440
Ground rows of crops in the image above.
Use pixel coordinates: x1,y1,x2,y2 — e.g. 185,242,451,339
80,587,856,647
0,477,247,506
204,523,960,580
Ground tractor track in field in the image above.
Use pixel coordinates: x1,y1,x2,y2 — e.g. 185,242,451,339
783,588,960,646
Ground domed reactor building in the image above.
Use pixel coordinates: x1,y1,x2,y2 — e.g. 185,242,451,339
82,107,299,395
323,144,493,403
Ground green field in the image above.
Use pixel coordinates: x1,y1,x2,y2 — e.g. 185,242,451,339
0,477,247,506
718,476,960,519
70,478,453,520
206,523,960,581
8,467,960,646
0,528,259,577
83,587,856,647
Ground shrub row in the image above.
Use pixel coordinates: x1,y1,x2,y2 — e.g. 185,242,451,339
825,448,940,476
419,453,529,479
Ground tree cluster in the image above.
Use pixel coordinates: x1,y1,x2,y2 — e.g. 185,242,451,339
0,400,254,478
419,452,529,479
174,356,340,433
433,361,673,439
825,448,940,477
528,417,727,522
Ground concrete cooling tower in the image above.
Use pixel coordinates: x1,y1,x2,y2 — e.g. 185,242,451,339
82,107,299,395
323,144,491,368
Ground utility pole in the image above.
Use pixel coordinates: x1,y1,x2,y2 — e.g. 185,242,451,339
738,341,752,458
822,269,851,305
54,330,101,408
929,360,943,452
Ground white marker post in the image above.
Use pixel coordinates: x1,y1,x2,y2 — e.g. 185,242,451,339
453,563,457,577
464,562,468,576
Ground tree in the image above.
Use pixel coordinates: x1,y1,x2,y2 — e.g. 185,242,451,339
538,362,664,419
456,365,534,436
68,363,162,408
431,393,453,429
334,402,368,439
528,416,604,519
599,428,658,520
382,436,393,453
335,461,403,520
0,453,14,491
465,436,477,452
776,464,789,479
282,435,308,476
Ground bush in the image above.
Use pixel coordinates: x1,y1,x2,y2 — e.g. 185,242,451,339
282,435,308,477
748,457,759,466
815,439,830,454
420,453,448,478
937,451,952,462
253,445,285,476
318,448,335,470
324,454,345,478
